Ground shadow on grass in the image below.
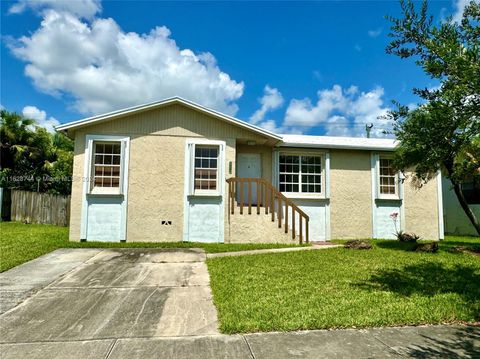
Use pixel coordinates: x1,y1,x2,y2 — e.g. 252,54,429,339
358,262,480,305
373,240,418,252
439,241,480,252
374,240,480,254
403,326,480,358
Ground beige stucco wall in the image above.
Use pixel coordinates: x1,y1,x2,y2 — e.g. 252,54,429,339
69,104,273,242
329,150,373,239
226,211,294,243
403,174,440,239
127,135,184,242
69,136,85,241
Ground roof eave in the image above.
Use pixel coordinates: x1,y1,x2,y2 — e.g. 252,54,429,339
278,142,397,151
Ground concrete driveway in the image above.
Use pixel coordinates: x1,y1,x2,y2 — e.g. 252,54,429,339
0,248,219,358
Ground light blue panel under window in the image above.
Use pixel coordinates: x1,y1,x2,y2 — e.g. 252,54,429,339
86,196,124,242
293,199,327,241
375,200,402,239
187,196,222,243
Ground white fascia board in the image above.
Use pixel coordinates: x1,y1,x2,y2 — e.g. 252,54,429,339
278,141,397,151
279,135,398,151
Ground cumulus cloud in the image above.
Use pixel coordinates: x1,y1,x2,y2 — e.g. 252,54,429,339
9,0,101,19
250,85,284,124
451,0,470,23
22,105,60,132
8,7,244,116
257,119,284,133
283,85,392,137
367,28,382,38
284,85,347,127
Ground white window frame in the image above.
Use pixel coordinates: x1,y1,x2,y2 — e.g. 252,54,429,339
193,144,220,195
277,151,326,199
84,135,130,196
376,154,400,200
81,134,130,240
186,139,225,197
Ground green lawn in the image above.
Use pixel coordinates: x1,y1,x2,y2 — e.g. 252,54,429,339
207,237,480,333
0,222,307,272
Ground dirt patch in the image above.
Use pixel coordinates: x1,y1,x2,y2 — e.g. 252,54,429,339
449,246,480,256
344,240,373,250
415,243,439,253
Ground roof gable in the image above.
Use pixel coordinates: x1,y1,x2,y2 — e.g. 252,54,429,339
56,97,281,141
57,97,398,151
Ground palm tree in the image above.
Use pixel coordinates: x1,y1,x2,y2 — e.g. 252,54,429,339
0,110,35,172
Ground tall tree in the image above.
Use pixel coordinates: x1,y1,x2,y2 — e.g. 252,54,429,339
0,109,73,195
0,110,35,171
386,0,480,235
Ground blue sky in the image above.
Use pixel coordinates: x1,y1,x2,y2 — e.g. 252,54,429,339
0,0,466,136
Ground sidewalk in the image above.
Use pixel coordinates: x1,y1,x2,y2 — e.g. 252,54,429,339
207,243,340,258
1,324,478,358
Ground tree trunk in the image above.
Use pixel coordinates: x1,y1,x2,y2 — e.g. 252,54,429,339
452,182,480,236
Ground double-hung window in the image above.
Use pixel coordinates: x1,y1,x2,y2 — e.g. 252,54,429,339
90,141,123,194
193,145,219,194
378,157,399,198
279,154,323,195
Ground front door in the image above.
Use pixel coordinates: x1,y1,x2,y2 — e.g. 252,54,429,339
237,153,261,204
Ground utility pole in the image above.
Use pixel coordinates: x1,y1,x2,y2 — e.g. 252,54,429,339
365,123,373,138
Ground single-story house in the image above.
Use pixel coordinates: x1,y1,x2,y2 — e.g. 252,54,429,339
57,97,444,243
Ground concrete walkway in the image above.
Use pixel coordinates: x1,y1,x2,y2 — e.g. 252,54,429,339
0,248,103,314
1,249,478,358
207,243,340,258
0,248,218,344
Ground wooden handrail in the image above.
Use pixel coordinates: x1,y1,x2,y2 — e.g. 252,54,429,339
226,177,310,244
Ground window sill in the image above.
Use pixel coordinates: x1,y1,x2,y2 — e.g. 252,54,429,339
88,188,123,196
282,193,327,200
376,196,401,201
189,192,222,198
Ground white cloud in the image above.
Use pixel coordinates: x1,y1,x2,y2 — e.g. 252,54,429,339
8,8,244,116
283,85,393,137
284,85,348,127
257,119,284,133
451,0,470,23
368,28,382,38
9,0,101,19
22,105,60,132
250,85,284,124
257,119,303,135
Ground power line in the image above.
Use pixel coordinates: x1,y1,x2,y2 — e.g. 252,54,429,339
284,123,394,128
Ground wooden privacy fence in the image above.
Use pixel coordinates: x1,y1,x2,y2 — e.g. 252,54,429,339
10,190,71,227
